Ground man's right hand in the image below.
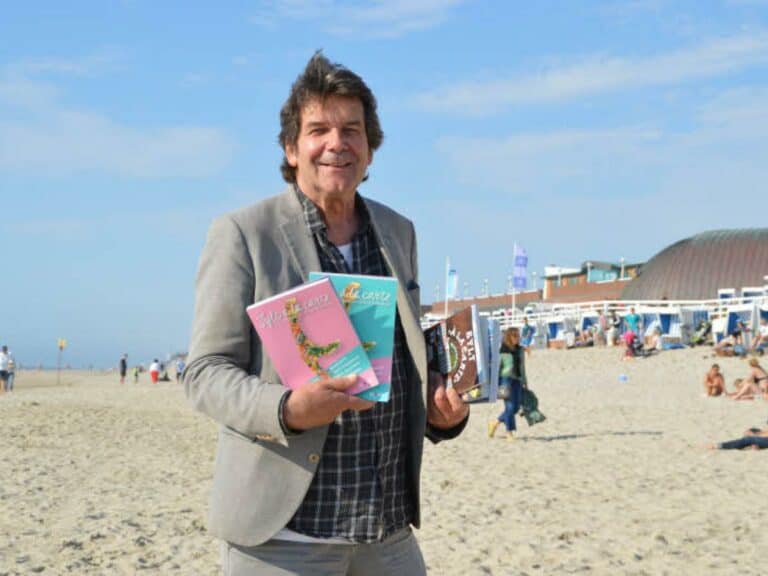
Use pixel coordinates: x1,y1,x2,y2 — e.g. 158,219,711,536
283,374,375,431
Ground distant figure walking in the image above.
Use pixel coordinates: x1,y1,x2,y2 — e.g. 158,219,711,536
175,358,185,383
488,327,527,441
0,345,12,393
149,359,161,384
133,365,140,384
119,354,128,385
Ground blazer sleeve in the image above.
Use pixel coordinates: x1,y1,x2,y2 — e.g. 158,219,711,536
183,215,289,444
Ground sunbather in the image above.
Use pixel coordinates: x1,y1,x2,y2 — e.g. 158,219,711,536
728,359,768,400
706,426,768,450
715,321,746,356
703,364,726,397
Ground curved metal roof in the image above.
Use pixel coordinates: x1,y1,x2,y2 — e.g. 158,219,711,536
622,228,768,300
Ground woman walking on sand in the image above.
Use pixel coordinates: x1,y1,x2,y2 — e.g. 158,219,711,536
489,327,527,441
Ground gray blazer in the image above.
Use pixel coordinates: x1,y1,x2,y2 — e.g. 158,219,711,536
184,187,431,547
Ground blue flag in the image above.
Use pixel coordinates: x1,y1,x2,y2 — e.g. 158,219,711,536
445,261,459,300
513,245,527,290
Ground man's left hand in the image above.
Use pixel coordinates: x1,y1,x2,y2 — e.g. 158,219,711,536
427,371,469,430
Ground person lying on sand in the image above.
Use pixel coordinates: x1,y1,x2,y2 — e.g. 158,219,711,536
706,427,768,450
703,364,726,397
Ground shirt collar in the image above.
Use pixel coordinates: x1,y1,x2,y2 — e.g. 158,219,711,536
293,184,371,239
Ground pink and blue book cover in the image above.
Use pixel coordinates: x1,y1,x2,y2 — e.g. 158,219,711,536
246,277,379,395
309,272,398,402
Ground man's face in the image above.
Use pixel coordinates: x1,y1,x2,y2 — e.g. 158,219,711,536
286,95,372,202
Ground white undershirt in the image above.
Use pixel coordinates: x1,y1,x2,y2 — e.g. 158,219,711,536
272,527,354,545
337,242,353,269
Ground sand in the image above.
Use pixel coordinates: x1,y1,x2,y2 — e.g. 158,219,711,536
1,348,767,575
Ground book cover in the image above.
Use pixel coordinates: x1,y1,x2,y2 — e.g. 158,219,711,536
463,316,501,404
309,272,398,402
423,306,480,395
246,277,379,395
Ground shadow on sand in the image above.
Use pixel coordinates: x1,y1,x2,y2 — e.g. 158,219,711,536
523,430,663,442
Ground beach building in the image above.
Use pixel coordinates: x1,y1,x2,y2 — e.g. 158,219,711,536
622,229,768,301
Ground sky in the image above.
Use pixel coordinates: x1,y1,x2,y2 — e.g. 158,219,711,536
2,0,768,368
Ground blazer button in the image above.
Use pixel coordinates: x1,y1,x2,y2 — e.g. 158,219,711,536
308,453,321,464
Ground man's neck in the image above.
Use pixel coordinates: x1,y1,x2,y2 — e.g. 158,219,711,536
301,187,359,245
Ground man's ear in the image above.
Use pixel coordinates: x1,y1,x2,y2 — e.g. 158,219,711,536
285,144,298,167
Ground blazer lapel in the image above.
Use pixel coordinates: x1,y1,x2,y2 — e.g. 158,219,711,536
277,187,322,281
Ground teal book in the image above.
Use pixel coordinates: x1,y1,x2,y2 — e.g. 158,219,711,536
309,272,398,402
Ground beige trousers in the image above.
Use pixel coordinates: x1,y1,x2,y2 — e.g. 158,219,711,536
220,528,426,576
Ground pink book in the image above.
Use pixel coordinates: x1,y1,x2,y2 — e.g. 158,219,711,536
246,277,379,395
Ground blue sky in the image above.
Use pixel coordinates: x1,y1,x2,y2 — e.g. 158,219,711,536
2,0,768,368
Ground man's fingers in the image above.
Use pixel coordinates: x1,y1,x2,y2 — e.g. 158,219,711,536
432,384,452,418
323,374,359,392
444,386,466,414
347,397,376,412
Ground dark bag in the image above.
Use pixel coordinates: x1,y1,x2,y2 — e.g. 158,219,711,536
521,388,546,426
497,382,512,400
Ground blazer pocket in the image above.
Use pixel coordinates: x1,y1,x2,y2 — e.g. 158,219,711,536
222,426,257,443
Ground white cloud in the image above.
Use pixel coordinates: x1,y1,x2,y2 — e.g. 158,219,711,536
433,86,768,200
414,32,768,114
0,108,236,178
0,64,236,178
252,0,466,38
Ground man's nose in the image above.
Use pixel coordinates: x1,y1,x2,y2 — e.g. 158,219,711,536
326,128,346,150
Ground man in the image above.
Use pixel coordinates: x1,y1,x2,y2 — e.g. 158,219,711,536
624,307,641,336
175,357,185,383
119,354,128,385
520,317,535,356
0,345,10,394
184,52,468,575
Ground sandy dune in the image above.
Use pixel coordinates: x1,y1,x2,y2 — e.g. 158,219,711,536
1,347,767,575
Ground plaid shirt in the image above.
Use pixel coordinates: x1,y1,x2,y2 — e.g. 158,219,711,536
286,187,414,543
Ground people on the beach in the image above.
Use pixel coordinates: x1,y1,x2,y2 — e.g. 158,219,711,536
715,320,746,356
119,353,128,385
149,359,160,384
622,330,637,360
607,310,621,346
595,310,607,346
175,358,185,383
488,327,527,441
752,317,768,353
133,365,140,384
183,52,468,574
624,307,641,336
0,345,12,394
520,317,535,356
648,327,663,354
706,426,768,450
690,318,712,346
728,359,768,400
703,364,726,396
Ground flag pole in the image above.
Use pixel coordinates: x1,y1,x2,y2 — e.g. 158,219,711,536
444,257,449,319
512,242,517,316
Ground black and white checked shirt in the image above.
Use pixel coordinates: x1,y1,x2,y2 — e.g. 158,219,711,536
286,187,414,543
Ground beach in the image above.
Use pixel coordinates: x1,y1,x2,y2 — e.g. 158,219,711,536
1,348,767,575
